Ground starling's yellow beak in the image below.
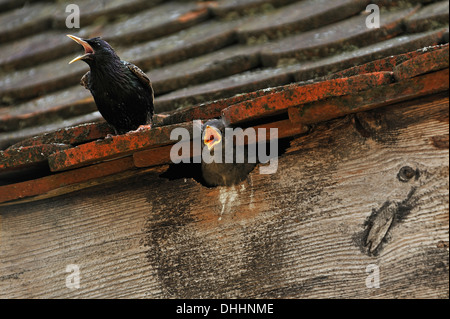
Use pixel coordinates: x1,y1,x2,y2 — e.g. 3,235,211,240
203,125,222,151
67,35,94,64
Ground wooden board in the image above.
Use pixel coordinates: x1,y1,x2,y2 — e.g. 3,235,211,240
0,93,448,298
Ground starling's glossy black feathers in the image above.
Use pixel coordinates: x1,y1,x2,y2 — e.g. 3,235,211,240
201,119,256,187
69,36,154,134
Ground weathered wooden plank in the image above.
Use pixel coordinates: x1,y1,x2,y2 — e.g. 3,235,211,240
0,94,448,298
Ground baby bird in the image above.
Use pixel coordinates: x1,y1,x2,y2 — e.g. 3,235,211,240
201,119,257,187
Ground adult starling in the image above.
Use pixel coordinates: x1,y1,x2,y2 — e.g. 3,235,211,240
201,119,256,187
67,35,154,135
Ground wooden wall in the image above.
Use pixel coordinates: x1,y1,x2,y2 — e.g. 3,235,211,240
1,93,448,298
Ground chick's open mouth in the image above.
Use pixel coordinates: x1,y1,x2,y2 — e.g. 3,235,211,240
203,125,222,151
67,34,94,64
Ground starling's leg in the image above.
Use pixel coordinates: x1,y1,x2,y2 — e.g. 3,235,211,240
130,124,152,133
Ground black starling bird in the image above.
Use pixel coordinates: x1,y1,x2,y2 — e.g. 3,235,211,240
201,119,257,187
67,35,154,135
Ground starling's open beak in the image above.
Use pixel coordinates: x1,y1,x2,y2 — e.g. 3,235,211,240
67,35,94,64
203,125,222,151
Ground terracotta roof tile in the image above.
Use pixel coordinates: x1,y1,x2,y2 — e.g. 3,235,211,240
119,18,242,70
0,0,37,13
405,0,449,33
0,143,71,171
327,41,448,79
0,1,202,71
155,65,292,112
0,156,136,203
210,0,297,17
47,122,193,172
0,87,94,132
153,86,284,127
291,28,448,81
98,1,210,45
0,30,84,71
222,71,394,125
9,122,113,149
0,112,104,150
133,119,308,168
0,54,88,102
289,68,449,124
393,45,449,80
151,44,263,95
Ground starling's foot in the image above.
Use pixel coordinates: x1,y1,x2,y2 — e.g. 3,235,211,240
132,124,152,133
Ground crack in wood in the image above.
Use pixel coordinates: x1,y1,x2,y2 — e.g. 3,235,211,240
363,187,418,256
